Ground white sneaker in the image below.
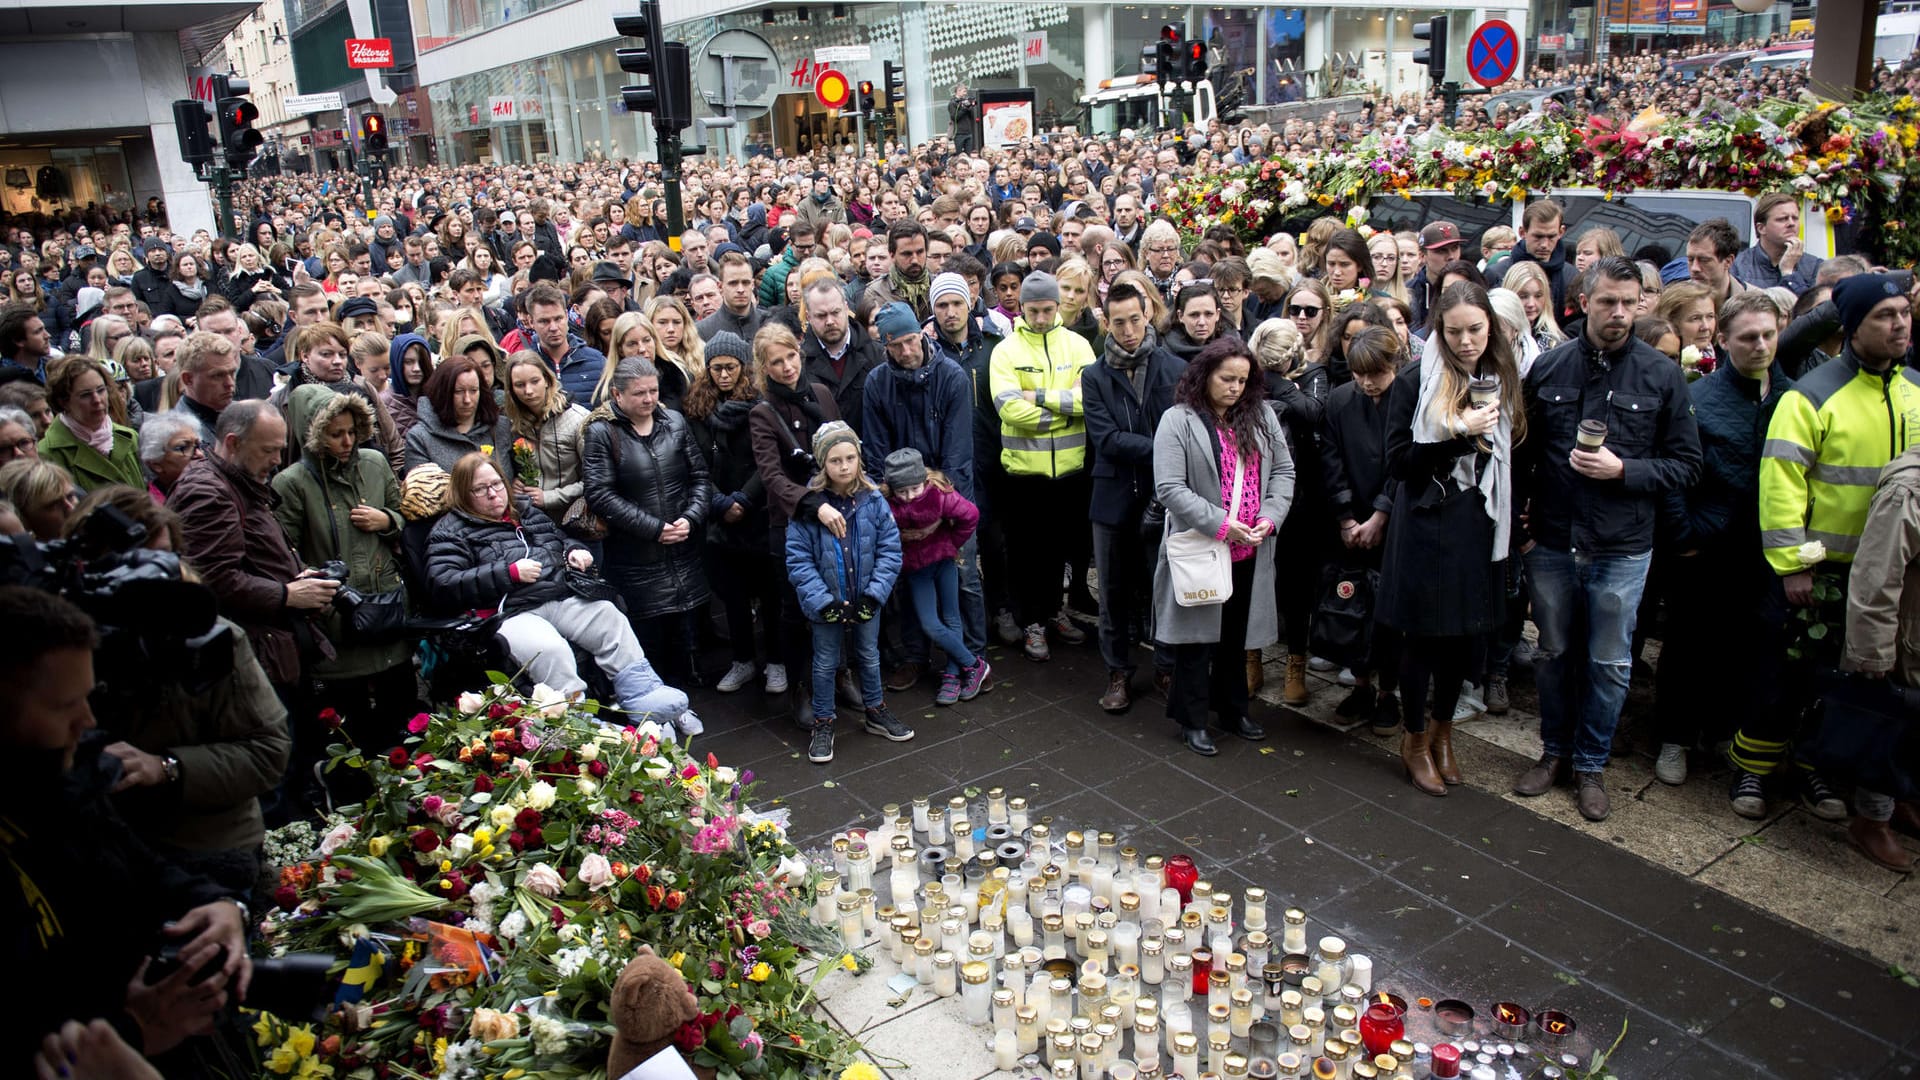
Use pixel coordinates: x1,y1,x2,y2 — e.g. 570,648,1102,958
1337,667,1358,687
1459,681,1486,713
764,663,788,694
675,710,705,737
1308,656,1338,672
1654,743,1688,786
1452,688,1483,722
716,660,757,693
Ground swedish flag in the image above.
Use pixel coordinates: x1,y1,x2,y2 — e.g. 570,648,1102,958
334,937,388,1005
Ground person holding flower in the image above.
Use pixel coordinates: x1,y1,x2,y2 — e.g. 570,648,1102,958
426,451,694,729
502,351,590,532
788,421,912,764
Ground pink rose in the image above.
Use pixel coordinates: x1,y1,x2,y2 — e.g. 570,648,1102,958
747,919,771,940
318,821,358,856
578,852,616,891
524,862,565,898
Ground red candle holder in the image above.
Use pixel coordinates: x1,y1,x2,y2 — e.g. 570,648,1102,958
1358,999,1406,1055
1191,948,1214,996
1165,853,1199,905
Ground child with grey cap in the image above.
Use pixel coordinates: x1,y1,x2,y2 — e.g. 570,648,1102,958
786,420,914,762
884,447,990,706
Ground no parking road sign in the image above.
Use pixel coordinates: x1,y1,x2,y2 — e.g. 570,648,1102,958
1467,19,1520,88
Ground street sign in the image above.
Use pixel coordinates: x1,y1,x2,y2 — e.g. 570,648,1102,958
814,45,871,64
1466,19,1520,88
814,68,851,110
285,92,344,115
346,37,395,69
697,28,780,119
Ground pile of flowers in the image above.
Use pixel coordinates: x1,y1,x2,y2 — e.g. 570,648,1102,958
1165,91,1920,264
255,677,866,1079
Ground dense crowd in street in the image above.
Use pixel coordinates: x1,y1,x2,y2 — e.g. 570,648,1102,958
1,32,1918,1077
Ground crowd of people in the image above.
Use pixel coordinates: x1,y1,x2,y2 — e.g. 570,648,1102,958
2,36,1919,1076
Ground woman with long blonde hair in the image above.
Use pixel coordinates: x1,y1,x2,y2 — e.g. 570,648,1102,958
1369,231,1409,305
1501,262,1566,349
644,295,703,410
594,312,659,407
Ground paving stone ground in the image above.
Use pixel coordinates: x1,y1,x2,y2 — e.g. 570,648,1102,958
689,633,1920,1080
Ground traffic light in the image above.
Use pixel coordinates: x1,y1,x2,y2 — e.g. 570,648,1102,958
1154,24,1181,79
857,80,875,116
212,75,263,171
172,99,215,169
1413,15,1449,88
614,3,666,119
883,60,904,111
658,40,693,131
1185,39,1209,81
362,112,389,155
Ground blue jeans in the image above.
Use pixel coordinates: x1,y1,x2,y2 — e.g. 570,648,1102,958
1526,546,1652,774
907,561,976,674
811,615,884,722
899,537,988,664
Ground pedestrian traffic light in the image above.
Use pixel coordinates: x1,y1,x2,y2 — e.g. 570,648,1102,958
883,60,904,111
1185,39,1209,81
1155,24,1181,79
363,112,389,155
1413,15,1449,88
212,75,263,171
614,3,666,118
858,80,875,116
172,99,215,169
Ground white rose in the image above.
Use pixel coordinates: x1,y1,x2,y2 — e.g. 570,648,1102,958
524,862,566,898
634,720,666,744
449,833,475,860
713,766,737,786
576,742,600,762
529,683,570,718
524,780,557,811
490,805,517,831
578,852,616,891
576,776,599,798
1680,344,1703,368
642,757,672,780
318,822,358,856
1796,540,1827,567
456,691,487,715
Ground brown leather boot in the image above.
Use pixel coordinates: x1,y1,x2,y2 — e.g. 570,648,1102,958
1431,720,1463,786
1401,729,1447,796
1283,654,1310,705
1099,672,1131,714
1246,651,1265,694
1513,755,1563,797
1848,817,1916,872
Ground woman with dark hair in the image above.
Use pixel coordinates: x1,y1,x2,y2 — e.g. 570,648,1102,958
160,251,211,323
1163,282,1229,364
584,296,625,358
1377,282,1524,795
403,354,511,477
1151,338,1295,756
1326,301,1396,387
1438,259,1489,295
583,357,712,700
1321,228,1375,299
426,451,694,727
684,332,782,695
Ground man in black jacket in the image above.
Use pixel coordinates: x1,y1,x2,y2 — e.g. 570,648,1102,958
1083,283,1182,713
1514,256,1702,822
130,243,173,313
800,278,883,433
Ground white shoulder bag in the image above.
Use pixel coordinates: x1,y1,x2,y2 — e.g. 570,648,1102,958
1164,449,1245,608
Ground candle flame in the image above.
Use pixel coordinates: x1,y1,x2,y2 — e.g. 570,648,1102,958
1497,1004,1522,1023
1378,992,1392,1006
1547,1017,1571,1034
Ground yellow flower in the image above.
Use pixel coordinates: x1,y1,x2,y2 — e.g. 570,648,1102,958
293,1058,333,1079
266,1046,299,1074
366,835,391,858
668,950,687,970
472,827,492,845
439,860,453,873
840,1063,884,1080
433,1036,449,1073
481,445,495,457
504,1072,526,1079
748,962,772,982
286,1026,316,1058
840,953,859,972
252,1013,277,1048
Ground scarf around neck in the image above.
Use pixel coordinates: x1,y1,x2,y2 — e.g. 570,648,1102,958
1411,333,1511,561
1104,326,1159,371
65,410,113,458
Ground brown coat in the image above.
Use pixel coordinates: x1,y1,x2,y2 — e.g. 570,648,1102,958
747,382,840,549
1844,444,1920,687
171,453,334,684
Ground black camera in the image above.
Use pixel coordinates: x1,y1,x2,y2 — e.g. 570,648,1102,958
319,559,350,582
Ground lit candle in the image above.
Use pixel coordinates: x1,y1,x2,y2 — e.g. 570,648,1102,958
1141,938,1165,984
1232,988,1255,1038
1244,887,1268,932
1172,1031,1200,1079
987,786,1009,824
993,1028,1019,1070
836,894,863,947
1282,909,1308,956
1017,1005,1040,1054
933,951,957,997
1009,797,1030,833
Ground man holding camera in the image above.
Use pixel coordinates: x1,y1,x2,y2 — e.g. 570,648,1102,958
0,585,251,1074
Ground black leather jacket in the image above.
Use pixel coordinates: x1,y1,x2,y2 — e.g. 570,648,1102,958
425,498,576,614
582,405,712,617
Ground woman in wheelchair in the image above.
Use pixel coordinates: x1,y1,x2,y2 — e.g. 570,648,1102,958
426,451,701,735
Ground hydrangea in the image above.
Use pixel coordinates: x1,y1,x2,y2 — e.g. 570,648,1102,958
498,910,529,945
552,945,595,979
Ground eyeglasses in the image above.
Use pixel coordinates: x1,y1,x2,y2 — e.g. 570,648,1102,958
167,439,201,454
471,481,507,497
1,436,34,455
1288,304,1324,317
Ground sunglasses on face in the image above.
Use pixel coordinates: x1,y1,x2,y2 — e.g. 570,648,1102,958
1288,304,1323,317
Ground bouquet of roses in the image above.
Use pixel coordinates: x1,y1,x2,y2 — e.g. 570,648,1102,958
511,437,540,487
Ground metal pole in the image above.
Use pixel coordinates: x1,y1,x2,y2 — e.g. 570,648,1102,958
857,109,867,159
214,164,236,241
659,121,685,248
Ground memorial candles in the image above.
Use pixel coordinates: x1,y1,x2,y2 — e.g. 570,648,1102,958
1359,1002,1404,1056
1226,953,1248,997
1135,1012,1161,1062
1164,854,1199,905
993,988,1017,1031
933,951,958,997
1049,1031,1075,1067
993,1028,1019,1070
1073,911,1096,957
1093,863,1116,903
913,937,936,984
1086,929,1110,973
1029,824,1051,865
1246,931,1272,976
987,786,1008,824
1009,797,1030,833
837,895,863,947
1192,949,1215,996
1050,978,1073,1023
1210,970,1232,1011
1043,913,1067,959
1348,954,1372,994
912,796,931,834
1010,905,1036,948
1312,938,1350,1002
1282,909,1308,955
927,806,948,846
1142,938,1166,984
961,961,993,1024
1078,1035,1103,1079
1112,965,1140,1026
1167,954,1194,1005
1173,1032,1201,1079
1114,920,1142,969
890,848,920,910
1017,1006,1040,1054
1244,887,1268,932
1161,889,1184,925
1065,831,1086,868
1209,1031,1232,1075
1232,988,1256,1038
847,841,874,893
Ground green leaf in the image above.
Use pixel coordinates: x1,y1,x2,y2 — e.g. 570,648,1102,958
486,669,512,685
1807,623,1828,640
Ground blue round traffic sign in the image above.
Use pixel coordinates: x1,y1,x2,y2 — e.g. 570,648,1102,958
1467,19,1520,89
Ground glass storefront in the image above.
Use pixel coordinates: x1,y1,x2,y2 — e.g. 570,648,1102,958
431,46,660,165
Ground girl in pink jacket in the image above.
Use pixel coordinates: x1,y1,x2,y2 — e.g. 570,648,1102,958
884,448,989,706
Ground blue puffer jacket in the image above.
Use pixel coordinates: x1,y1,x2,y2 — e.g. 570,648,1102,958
785,486,902,622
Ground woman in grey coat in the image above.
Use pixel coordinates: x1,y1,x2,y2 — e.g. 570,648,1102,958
1152,338,1295,756
403,354,512,480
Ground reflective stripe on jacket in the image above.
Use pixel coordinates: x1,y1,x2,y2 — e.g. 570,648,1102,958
988,317,1097,478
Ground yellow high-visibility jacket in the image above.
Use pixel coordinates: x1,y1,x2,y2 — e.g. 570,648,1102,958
989,317,1097,478
1759,349,1920,575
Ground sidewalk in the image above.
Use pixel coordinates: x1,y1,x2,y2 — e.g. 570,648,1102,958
1261,652,1920,975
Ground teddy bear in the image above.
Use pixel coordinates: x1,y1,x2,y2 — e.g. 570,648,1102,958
606,946,710,1080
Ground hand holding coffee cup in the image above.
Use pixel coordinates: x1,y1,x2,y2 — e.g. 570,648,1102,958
1468,377,1500,407
1461,401,1500,438
1569,419,1625,480
1576,419,1608,449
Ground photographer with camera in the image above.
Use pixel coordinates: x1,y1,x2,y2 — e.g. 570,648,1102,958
0,585,251,1075
64,487,291,896
170,400,337,821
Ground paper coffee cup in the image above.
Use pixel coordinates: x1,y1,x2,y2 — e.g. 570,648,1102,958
1468,378,1499,407
1576,419,1608,449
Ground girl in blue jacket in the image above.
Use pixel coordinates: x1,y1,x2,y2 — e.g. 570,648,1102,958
786,420,914,763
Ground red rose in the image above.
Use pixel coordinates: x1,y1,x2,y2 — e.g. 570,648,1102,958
274,885,300,910
507,833,526,853
387,747,409,768
319,707,343,730
407,713,431,735
411,829,441,853
441,874,468,901
488,702,514,720
472,774,494,794
646,884,666,908
515,808,542,831
588,760,609,778
674,1020,706,1053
